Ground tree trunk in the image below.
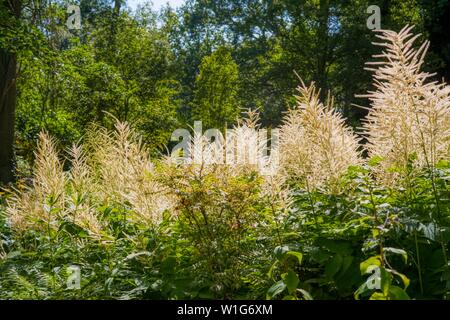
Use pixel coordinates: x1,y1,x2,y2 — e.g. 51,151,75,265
0,51,17,185
316,0,330,99
0,0,21,185
114,0,122,16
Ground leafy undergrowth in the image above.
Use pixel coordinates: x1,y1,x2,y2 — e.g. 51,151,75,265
0,160,449,300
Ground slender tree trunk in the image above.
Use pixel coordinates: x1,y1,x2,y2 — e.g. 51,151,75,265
0,50,17,184
114,0,122,16
0,0,21,185
316,0,330,99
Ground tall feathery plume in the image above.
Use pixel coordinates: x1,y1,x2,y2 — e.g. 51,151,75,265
66,144,102,238
86,121,173,225
360,25,450,185
279,80,362,194
7,132,66,232
234,110,290,211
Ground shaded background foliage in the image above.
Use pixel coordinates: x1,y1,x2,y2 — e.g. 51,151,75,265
1,0,450,175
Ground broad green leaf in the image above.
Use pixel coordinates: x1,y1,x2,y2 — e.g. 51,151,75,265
274,245,289,260
360,256,381,274
286,251,303,265
371,228,380,238
310,248,329,264
268,261,279,280
282,270,299,294
389,269,410,289
369,292,387,300
297,288,313,300
388,286,410,300
354,282,370,300
384,247,408,264
380,267,392,296
266,280,287,300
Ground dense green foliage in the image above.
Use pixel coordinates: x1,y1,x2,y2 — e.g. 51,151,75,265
1,0,450,301
0,160,449,299
190,47,240,130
